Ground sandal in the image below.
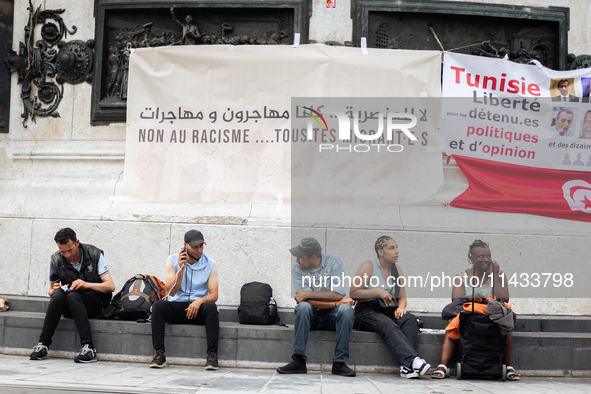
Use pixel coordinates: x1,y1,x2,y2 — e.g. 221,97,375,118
507,366,520,381
431,364,449,379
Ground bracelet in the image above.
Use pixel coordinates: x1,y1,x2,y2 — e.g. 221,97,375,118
335,301,337,307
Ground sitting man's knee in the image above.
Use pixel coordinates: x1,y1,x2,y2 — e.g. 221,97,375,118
151,300,166,315
64,290,83,304
335,303,354,318
201,301,218,313
295,301,314,315
49,288,67,302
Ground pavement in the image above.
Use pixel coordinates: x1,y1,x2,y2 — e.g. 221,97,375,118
0,354,590,394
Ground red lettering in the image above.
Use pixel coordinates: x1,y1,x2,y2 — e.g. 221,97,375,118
528,84,541,96
507,80,520,94
451,66,465,84
482,76,497,90
467,74,480,88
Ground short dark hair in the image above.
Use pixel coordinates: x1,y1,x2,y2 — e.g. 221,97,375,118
556,108,574,120
54,228,77,245
558,78,569,87
375,235,394,258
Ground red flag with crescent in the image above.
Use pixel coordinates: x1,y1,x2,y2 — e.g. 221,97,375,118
450,155,591,222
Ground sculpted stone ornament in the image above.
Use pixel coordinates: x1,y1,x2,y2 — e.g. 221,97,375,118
170,7,202,45
2,1,92,127
568,54,591,70
91,0,307,125
56,40,94,84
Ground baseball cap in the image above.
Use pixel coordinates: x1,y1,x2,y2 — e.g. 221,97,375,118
184,230,206,247
289,237,322,257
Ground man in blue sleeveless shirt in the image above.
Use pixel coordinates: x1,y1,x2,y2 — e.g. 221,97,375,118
277,237,356,377
149,230,220,370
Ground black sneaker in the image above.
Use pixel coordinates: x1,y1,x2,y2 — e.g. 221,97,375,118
205,353,219,370
400,365,419,379
74,344,97,363
413,358,431,376
30,343,48,360
332,361,356,377
149,350,167,368
276,356,307,374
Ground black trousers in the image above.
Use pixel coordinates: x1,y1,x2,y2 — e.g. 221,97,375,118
39,288,102,347
151,300,219,355
356,311,420,368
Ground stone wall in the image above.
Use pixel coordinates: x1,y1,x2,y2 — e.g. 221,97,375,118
1,0,590,314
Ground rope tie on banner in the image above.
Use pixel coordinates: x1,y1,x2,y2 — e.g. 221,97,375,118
429,27,446,52
447,40,491,52
431,26,492,54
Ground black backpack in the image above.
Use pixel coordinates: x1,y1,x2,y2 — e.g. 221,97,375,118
238,282,278,325
99,274,166,320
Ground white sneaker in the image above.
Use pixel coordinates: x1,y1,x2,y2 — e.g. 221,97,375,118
412,357,431,376
400,365,419,378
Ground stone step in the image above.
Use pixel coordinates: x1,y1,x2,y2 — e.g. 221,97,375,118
1,309,590,376
5,295,591,332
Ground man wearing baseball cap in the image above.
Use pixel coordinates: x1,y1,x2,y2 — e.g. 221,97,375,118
149,230,220,370
277,237,356,376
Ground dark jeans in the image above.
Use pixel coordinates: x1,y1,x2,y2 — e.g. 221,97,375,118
292,302,354,362
357,311,419,368
151,300,219,355
39,288,103,347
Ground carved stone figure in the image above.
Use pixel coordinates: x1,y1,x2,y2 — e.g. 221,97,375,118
170,7,201,45
118,45,130,99
105,46,120,97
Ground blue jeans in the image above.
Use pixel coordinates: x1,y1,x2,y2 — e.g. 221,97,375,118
292,302,354,362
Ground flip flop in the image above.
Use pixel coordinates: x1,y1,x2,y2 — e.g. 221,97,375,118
507,366,520,381
431,364,449,379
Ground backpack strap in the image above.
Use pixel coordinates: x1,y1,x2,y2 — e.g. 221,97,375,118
389,263,400,298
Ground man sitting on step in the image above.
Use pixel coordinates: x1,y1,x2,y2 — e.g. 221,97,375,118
30,228,115,363
277,237,356,377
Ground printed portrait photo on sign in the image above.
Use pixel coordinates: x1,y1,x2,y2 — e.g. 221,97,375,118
550,78,580,102
581,77,591,103
580,110,591,139
551,107,577,137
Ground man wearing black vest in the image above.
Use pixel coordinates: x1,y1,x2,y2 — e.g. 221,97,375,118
29,228,115,363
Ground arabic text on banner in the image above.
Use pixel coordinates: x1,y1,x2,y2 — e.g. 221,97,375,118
122,44,443,204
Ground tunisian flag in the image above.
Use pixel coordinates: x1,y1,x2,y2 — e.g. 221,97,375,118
450,155,591,222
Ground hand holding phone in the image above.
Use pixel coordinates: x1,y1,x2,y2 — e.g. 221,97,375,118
179,247,188,269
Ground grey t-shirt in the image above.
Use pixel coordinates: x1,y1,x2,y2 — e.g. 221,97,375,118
292,253,346,296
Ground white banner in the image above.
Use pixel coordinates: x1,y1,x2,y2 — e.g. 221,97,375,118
442,52,591,172
123,44,443,203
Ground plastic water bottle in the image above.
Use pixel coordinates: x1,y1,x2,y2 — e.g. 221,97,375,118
268,298,277,322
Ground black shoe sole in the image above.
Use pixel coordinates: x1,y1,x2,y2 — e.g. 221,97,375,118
29,356,47,360
276,369,307,374
332,371,356,377
74,358,97,363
